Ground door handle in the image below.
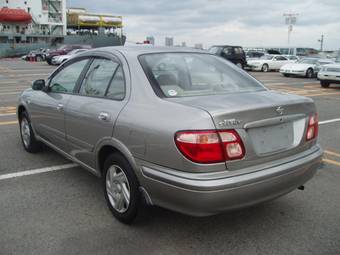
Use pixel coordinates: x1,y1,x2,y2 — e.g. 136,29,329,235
56,103,63,111
98,112,110,121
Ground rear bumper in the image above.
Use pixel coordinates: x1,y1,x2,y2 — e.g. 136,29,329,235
280,70,306,76
247,65,262,71
138,145,323,216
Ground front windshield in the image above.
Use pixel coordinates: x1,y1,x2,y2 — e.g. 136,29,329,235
319,61,333,65
58,45,68,50
298,58,318,64
139,53,266,98
260,55,273,60
67,50,76,55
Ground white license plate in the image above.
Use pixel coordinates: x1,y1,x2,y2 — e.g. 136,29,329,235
249,122,294,155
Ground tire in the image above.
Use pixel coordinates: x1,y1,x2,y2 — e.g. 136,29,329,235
261,64,269,72
19,111,42,153
306,68,314,78
283,74,290,77
103,153,141,224
320,80,330,88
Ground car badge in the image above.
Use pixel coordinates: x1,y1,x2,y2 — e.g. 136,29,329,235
276,106,284,115
218,119,242,127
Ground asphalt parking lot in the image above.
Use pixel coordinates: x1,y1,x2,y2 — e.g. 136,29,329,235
0,59,339,255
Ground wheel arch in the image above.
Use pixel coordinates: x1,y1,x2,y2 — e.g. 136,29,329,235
95,138,140,178
17,104,27,120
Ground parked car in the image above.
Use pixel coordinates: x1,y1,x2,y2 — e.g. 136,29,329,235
283,55,300,61
45,44,92,65
23,48,50,62
246,51,265,60
51,49,89,65
209,45,247,68
280,58,334,78
247,55,293,72
317,63,340,88
17,47,323,223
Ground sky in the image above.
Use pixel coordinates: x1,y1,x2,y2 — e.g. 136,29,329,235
69,0,340,50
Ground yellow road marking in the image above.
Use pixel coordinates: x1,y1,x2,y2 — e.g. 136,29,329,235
269,87,340,97
323,158,340,167
325,150,340,158
0,106,16,110
0,106,16,114
308,92,340,97
0,121,17,126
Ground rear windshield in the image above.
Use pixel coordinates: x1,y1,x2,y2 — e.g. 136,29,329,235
260,55,274,60
139,53,265,98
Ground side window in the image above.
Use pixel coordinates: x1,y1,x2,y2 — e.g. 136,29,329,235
79,58,118,97
49,59,88,93
223,47,233,55
106,66,125,100
234,47,243,54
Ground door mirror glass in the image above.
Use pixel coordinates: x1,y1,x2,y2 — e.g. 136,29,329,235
32,79,45,90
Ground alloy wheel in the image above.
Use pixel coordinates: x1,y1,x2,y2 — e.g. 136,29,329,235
21,117,30,148
106,165,131,213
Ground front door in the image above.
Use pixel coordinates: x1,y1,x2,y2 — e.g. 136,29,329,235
29,58,90,151
65,57,127,168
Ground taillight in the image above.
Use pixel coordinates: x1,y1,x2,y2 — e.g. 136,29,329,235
175,130,245,164
306,113,318,141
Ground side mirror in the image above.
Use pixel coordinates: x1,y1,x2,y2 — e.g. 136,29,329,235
32,79,46,91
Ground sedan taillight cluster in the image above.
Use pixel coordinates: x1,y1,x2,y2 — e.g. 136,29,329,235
175,130,245,164
306,114,318,141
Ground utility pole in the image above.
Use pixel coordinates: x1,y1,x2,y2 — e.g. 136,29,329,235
283,12,299,46
318,35,324,51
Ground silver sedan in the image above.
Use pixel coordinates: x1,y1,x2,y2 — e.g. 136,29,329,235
17,47,323,223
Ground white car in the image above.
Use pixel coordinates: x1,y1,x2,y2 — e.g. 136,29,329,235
280,58,334,78
283,55,300,61
317,63,340,88
51,49,88,65
247,55,294,72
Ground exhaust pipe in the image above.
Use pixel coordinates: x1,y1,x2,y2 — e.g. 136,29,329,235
298,185,305,190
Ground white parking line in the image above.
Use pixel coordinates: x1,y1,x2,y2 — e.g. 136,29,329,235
319,119,340,125
0,163,78,181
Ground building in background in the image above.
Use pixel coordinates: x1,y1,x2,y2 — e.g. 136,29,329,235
146,36,155,45
165,37,173,47
0,0,66,37
181,42,186,47
0,1,125,57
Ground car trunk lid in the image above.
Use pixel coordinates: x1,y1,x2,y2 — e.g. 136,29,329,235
168,90,317,172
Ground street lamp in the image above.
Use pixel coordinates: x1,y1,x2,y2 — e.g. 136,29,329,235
318,35,324,51
283,12,299,46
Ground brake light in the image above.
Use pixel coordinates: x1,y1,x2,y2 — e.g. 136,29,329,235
175,130,245,164
306,114,318,141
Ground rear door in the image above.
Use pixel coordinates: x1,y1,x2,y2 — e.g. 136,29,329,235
65,55,128,168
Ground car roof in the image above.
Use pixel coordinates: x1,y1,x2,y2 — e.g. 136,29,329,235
211,45,242,48
90,46,208,57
